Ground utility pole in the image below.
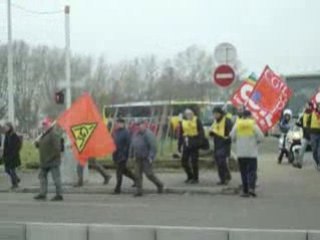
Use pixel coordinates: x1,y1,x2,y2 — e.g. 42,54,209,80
65,5,71,108
7,0,15,123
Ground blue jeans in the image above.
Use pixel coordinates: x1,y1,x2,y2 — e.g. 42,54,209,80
310,134,320,165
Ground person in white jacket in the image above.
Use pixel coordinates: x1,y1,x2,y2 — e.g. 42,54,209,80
230,110,264,198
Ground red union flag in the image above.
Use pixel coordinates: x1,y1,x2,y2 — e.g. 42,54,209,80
57,93,116,165
245,66,293,132
310,88,320,107
230,79,256,108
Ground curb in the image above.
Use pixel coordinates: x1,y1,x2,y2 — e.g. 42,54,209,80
0,186,240,196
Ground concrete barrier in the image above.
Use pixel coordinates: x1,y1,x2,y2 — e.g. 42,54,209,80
0,222,315,240
308,231,320,240
26,223,87,240
0,223,25,240
229,229,307,240
156,226,228,240
89,225,156,240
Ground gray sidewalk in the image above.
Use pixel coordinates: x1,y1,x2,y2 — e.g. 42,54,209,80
0,169,239,196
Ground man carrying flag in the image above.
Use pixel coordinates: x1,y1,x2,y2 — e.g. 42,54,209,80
34,118,63,201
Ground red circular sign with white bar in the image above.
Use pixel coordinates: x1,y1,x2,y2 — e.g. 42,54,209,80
213,64,235,88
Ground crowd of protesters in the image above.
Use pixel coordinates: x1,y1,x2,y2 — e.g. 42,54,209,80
2,99,320,200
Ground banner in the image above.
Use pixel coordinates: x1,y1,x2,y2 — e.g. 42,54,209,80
230,78,256,108
246,66,293,132
310,88,320,107
57,93,115,165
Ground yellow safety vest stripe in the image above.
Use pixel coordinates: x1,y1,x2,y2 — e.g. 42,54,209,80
310,112,320,129
182,117,199,137
211,116,226,138
302,113,310,128
236,119,255,137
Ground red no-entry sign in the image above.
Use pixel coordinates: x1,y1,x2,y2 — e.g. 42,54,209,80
213,64,235,88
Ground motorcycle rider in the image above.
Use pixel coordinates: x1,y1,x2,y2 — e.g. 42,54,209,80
293,102,313,169
278,109,293,164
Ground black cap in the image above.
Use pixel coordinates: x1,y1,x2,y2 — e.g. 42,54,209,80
212,107,224,114
243,110,252,118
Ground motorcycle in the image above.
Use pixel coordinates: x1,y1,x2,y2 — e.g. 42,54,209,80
278,126,303,164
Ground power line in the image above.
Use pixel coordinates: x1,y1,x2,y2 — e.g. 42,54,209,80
11,3,63,15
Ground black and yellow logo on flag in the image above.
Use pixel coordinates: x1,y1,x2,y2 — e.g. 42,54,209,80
71,123,97,153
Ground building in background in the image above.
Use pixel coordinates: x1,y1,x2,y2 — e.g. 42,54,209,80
285,72,320,116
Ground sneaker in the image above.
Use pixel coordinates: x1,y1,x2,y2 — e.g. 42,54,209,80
249,190,257,198
134,192,143,197
189,179,199,184
73,181,83,188
113,189,121,195
184,178,193,184
11,184,19,190
103,175,112,185
34,194,46,201
51,195,63,201
293,163,302,169
217,181,226,186
240,192,250,198
157,185,164,194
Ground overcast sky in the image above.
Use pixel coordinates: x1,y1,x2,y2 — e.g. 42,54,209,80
0,0,319,75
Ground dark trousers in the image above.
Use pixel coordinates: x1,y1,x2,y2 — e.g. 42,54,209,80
238,158,257,193
310,134,320,165
181,147,199,181
5,167,19,187
77,158,111,184
115,161,136,192
278,149,289,163
215,155,231,183
135,158,163,194
39,166,62,196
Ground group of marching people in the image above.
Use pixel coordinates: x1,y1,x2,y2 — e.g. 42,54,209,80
278,99,320,171
1,105,265,200
179,106,263,198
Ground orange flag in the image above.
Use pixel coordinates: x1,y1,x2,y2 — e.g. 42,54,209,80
57,93,115,165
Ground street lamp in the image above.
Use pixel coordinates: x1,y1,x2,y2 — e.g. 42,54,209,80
7,0,15,123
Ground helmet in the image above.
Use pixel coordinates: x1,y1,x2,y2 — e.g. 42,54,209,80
283,109,292,117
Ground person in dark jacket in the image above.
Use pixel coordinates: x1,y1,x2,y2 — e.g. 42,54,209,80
210,107,233,185
112,118,136,194
131,121,163,197
34,119,63,201
2,122,21,189
178,109,204,184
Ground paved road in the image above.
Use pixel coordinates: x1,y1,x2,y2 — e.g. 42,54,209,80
0,140,320,230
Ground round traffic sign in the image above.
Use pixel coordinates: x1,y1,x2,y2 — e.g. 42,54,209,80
213,64,236,88
214,42,237,64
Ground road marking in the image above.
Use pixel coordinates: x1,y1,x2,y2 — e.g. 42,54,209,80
0,200,148,208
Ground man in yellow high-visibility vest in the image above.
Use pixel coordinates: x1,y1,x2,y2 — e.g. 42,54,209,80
308,100,320,170
178,109,204,184
210,107,233,185
294,101,313,169
230,110,264,198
